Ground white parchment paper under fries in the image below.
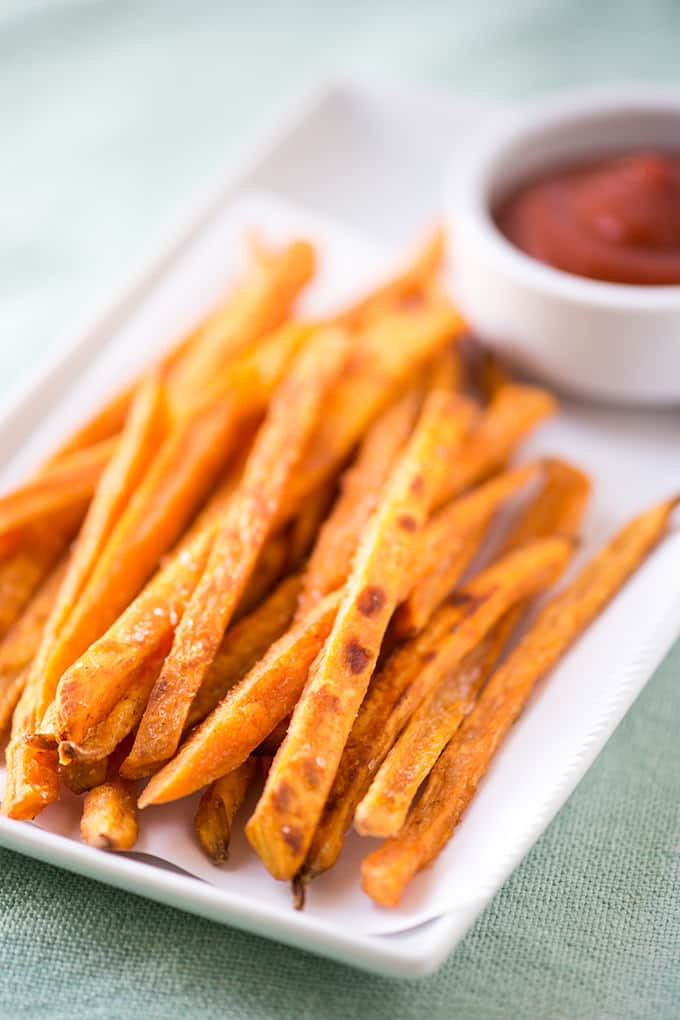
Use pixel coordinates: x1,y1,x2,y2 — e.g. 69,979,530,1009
2,194,680,938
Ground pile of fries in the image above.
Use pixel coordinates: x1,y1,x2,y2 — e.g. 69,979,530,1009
0,231,676,909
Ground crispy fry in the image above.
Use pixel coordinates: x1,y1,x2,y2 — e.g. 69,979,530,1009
57,639,171,765
361,497,677,907
51,387,134,462
296,387,422,618
281,291,464,517
123,328,351,777
298,535,573,886
337,229,445,329
194,759,258,863
0,437,117,543
185,574,302,730
355,458,591,837
0,558,68,734
168,240,315,401
247,379,472,880
435,383,556,506
391,463,540,641
139,589,342,806
81,775,139,851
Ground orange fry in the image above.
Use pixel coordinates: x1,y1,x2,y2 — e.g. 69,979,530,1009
337,229,445,328
247,378,472,880
185,574,302,730
361,497,677,907
0,558,67,734
81,775,139,851
0,437,117,543
168,239,315,401
194,759,258,863
123,328,351,777
435,383,556,507
138,590,342,806
296,387,422,618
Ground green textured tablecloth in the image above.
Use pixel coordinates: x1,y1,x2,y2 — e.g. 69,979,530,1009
1,3,679,1017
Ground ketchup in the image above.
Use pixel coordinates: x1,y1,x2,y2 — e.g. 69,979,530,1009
496,152,680,285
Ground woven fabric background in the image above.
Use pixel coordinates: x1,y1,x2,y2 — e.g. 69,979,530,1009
1,2,679,1017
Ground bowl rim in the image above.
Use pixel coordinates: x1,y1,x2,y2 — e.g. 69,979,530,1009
448,84,680,311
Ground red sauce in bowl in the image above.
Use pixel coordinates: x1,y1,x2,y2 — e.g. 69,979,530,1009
496,152,680,285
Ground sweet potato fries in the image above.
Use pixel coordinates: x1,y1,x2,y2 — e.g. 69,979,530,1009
0,228,675,922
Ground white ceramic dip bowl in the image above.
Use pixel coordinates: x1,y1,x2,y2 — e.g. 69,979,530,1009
446,88,680,405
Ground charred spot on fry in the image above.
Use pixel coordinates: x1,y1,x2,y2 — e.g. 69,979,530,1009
356,586,387,617
344,639,372,674
397,514,417,532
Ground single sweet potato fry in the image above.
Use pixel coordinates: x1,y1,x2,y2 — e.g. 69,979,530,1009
434,383,556,507
0,558,68,734
296,387,422,619
356,458,592,837
57,638,172,765
123,328,351,776
50,387,134,462
138,590,342,806
0,437,117,544
246,377,473,880
194,759,258,863
337,228,445,329
81,775,139,851
185,574,302,730
361,496,677,908
168,239,315,401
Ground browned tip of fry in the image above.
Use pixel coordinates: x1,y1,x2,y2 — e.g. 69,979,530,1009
1,740,60,820
194,761,256,864
291,872,309,911
81,777,139,852
361,850,407,909
88,833,115,851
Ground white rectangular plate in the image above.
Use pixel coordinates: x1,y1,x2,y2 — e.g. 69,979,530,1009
1,81,679,978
